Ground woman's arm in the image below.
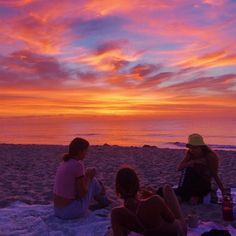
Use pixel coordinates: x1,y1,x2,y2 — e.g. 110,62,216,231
75,169,96,198
75,175,91,198
207,153,225,194
177,152,192,171
214,175,225,194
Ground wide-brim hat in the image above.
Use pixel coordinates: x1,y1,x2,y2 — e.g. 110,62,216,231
186,133,206,147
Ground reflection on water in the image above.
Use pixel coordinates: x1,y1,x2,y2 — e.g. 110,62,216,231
0,116,235,150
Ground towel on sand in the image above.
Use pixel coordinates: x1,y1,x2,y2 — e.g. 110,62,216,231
1,201,236,236
0,201,110,236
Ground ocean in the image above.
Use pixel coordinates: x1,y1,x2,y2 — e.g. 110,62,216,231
0,116,235,150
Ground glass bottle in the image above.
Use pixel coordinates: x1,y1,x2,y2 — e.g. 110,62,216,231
222,194,234,221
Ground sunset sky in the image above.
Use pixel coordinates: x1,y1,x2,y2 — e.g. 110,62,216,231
0,0,236,118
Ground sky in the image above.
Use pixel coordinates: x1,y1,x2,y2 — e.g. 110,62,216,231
0,0,236,118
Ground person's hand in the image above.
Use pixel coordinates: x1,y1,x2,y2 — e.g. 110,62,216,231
85,168,96,179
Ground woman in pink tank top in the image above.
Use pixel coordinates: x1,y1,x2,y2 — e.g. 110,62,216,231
53,137,110,219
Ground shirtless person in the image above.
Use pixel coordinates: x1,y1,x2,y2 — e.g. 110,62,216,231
111,167,187,236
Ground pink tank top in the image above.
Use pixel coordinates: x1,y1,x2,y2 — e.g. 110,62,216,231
53,159,85,199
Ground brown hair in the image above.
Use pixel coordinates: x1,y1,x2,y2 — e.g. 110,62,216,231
63,137,89,161
187,144,213,158
116,167,139,199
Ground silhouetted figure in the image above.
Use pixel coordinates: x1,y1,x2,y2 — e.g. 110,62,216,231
176,133,225,204
53,137,110,219
111,167,187,236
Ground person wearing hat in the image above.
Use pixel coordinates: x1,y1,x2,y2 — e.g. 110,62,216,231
175,133,225,204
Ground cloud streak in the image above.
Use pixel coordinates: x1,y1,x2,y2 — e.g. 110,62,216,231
0,0,236,117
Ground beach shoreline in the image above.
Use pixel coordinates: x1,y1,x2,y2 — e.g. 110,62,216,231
0,143,236,228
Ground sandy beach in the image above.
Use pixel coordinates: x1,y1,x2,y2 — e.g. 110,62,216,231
0,143,236,232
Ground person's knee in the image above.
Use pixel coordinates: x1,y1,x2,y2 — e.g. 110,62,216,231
92,178,107,198
89,177,101,192
90,177,99,185
163,184,174,196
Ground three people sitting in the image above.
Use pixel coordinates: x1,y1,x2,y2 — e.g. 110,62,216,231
53,134,225,235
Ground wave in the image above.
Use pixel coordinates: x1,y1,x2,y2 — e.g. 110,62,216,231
167,142,236,150
124,133,181,138
75,133,99,136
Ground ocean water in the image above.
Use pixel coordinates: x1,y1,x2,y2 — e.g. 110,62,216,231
0,116,235,150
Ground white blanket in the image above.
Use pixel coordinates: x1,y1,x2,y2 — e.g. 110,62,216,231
1,201,236,236
0,201,110,236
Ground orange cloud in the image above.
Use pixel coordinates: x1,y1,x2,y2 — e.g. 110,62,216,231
0,0,236,118
0,0,34,7
179,50,236,68
74,42,139,72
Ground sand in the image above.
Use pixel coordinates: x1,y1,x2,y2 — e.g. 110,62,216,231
0,143,236,229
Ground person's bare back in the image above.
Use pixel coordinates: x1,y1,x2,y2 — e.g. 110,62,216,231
111,167,187,236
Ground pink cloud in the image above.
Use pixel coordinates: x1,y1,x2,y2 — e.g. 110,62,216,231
0,0,236,117
0,50,72,88
165,74,236,95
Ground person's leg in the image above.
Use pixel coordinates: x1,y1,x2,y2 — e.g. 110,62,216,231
81,177,103,205
176,167,200,202
54,178,109,219
162,184,187,236
54,200,85,219
192,180,211,202
87,177,110,210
